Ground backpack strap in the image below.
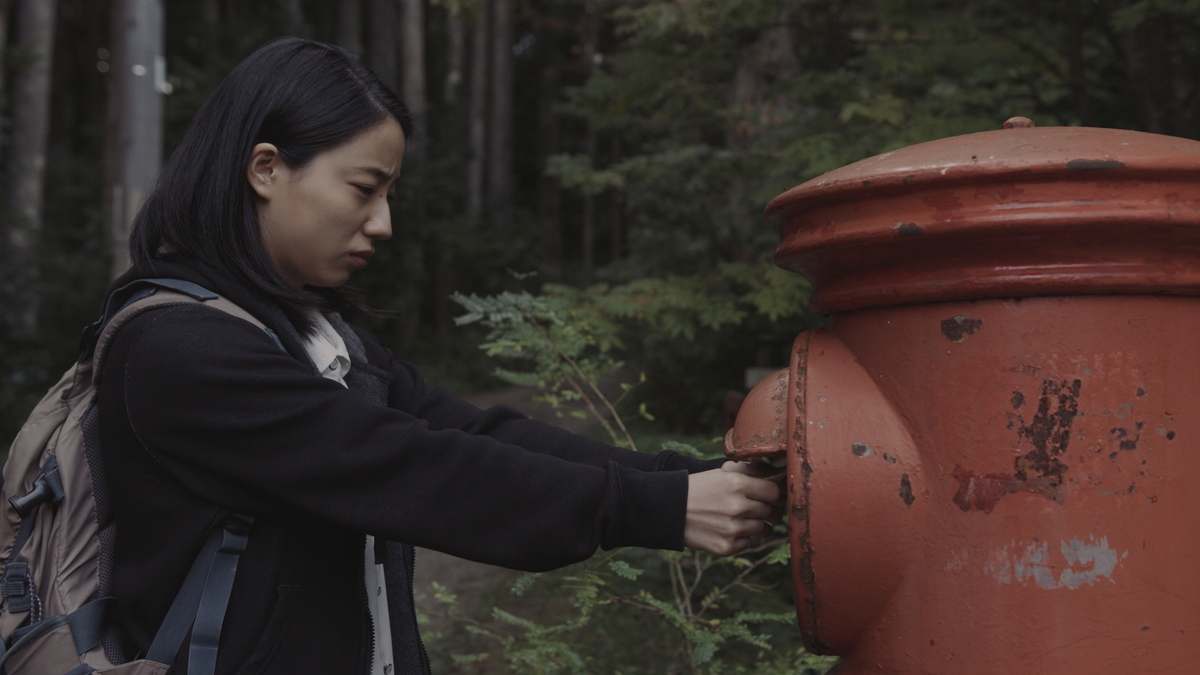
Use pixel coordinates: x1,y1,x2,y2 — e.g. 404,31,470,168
144,515,253,675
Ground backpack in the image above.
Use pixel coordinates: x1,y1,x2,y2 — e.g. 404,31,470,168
0,279,269,675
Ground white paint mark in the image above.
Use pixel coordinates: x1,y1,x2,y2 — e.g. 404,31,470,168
1156,426,1170,437
943,549,969,572
817,417,828,430
817,392,827,402
983,536,1126,590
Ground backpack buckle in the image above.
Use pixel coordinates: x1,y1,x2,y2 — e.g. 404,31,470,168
2,562,31,612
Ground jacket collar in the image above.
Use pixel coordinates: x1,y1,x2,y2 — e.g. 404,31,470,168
106,256,314,368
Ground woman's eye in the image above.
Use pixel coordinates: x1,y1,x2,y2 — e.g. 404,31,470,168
356,185,375,196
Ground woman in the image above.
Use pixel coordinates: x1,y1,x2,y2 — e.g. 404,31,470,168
97,37,781,675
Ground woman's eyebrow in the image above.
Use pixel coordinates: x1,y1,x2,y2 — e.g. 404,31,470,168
352,166,396,182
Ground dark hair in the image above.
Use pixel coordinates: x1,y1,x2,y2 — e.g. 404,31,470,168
130,37,412,330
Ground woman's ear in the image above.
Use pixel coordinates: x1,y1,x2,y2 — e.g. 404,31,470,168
247,143,282,200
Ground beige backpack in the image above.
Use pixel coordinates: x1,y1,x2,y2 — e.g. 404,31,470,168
0,279,264,675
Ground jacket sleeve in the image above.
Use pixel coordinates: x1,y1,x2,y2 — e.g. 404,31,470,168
346,324,725,476
113,305,693,571
385,361,725,475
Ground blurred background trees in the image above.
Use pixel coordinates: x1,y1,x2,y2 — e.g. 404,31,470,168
1,0,1198,442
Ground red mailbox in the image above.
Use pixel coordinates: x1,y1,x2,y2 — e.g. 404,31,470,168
727,120,1200,674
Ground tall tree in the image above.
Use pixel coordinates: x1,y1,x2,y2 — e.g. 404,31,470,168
0,0,13,129
398,0,427,347
466,0,488,225
579,2,598,284
486,0,512,229
400,0,426,145
368,0,397,89
5,0,59,335
105,0,165,282
201,0,218,24
444,4,464,105
338,0,362,55
279,0,305,30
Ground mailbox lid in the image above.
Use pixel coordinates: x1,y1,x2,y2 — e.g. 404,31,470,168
768,125,1200,313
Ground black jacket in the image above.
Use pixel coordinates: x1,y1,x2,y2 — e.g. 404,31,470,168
96,256,720,675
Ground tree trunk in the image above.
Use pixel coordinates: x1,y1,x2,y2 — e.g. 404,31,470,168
398,0,426,347
105,0,165,282
400,0,426,145
610,135,622,262
367,0,397,89
582,124,595,286
1114,3,1179,135
537,63,561,277
201,0,218,24
466,2,488,225
338,0,362,55
279,0,304,30
6,0,58,336
444,5,463,104
0,1,13,149
486,0,512,230
579,2,599,285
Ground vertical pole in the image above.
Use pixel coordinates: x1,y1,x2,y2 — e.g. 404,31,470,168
338,0,362,55
5,0,58,335
106,0,164,281
486,0,512,230
466,0,488,226
368,0,397,90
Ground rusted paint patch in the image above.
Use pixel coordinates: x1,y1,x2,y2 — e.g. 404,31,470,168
898,223,924,237
1011,391,1025,409
788,332,825,652
1013,379,1080,485
952,466,1061,513
957,379,1080,512
941,315,983,342
1066,158,1125,171
882,453,897,464
851,441,875,457
900,474,915,506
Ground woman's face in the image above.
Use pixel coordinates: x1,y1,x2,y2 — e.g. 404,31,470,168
250,118,405,288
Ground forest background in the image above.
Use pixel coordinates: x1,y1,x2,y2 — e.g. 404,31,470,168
0,0,1197,671
0,0,1198,442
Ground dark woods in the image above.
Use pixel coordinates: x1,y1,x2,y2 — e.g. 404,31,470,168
1,0,1198,442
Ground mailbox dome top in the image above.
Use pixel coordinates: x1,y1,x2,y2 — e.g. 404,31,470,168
767,125,1200,313
767,125,1200,222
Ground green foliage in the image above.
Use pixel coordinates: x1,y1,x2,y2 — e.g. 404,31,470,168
454,260,815,436
436,278,836,673
426,544,837,675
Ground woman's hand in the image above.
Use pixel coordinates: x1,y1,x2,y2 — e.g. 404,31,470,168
684,461,785,556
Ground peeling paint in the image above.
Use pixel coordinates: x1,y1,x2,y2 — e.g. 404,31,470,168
952,466,1062,512
900,474,915,505
941,315,983,342
1012,379,1080,487
984,536,1127,589
852,442,875,457
1066,158,1125,171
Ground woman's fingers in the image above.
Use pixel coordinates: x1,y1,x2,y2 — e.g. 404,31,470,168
683,468,786,556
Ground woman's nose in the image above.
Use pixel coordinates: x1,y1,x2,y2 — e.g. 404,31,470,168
364,197,393,240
